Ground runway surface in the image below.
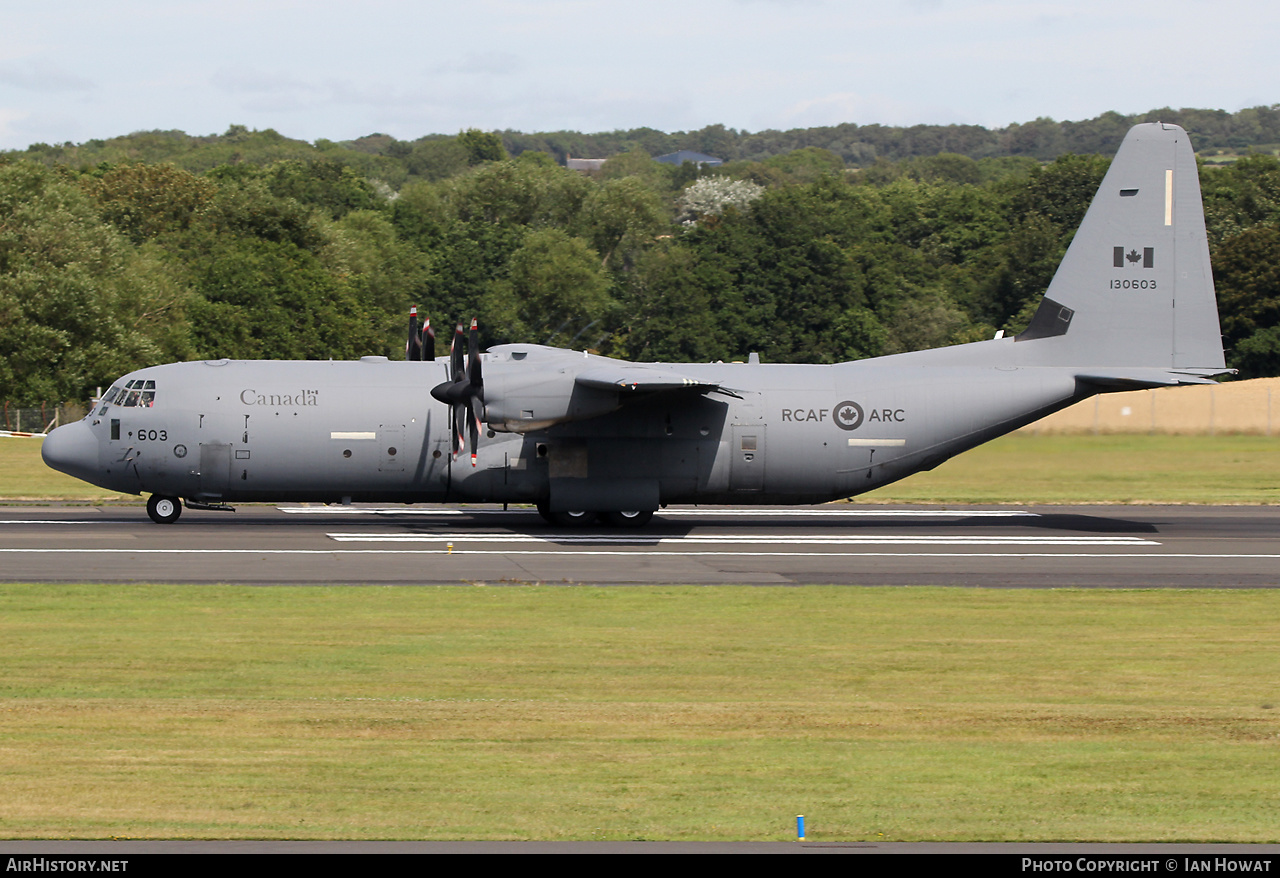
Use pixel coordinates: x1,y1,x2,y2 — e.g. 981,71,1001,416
2,503,1278,586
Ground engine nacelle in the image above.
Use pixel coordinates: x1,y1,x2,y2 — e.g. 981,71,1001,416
482,373,620,432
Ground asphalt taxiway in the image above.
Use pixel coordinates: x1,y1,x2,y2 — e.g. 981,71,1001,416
2,503,1278,587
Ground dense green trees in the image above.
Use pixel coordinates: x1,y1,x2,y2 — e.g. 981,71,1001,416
0,163,194,403
3,109,1280,406
1213,226,1280,378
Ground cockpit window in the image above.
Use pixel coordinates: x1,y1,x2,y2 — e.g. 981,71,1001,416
98,379,157,413
97,385,121,415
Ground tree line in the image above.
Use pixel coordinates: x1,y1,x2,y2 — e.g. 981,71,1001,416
11,105,1280,183
2,115,1278,407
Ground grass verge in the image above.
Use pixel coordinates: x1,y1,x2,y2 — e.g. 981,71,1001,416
0,438,132,502
2,584,1279,841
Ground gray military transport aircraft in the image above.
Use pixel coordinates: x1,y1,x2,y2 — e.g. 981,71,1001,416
43,123,1229,526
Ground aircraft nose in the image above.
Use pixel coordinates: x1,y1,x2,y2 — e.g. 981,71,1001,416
41,421,99,482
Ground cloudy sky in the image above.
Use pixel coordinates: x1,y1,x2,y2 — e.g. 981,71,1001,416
0,0,1274,150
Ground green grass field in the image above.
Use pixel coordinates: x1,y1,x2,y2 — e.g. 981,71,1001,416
2,584,1278,841
4,432,1278,505
0,437,133,501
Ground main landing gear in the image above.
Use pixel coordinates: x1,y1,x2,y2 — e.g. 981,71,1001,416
535,503,654,529
146,494,182,524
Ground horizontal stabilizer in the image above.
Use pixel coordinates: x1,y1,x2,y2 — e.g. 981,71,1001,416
1075,368,1233,390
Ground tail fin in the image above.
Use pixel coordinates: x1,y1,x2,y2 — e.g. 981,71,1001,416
1016,123,1226,373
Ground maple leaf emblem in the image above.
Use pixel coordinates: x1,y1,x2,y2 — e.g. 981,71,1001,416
1126,249,1142,264
833,400,864,430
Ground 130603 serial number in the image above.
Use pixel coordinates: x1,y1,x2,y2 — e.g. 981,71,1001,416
1110,279,1157,290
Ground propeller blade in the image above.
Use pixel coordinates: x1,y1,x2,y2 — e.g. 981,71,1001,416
423,319,436,362
469,406,479,467
465,319,484,465
452,403,465,459
468,318,483,389
406,307,421,362
449,322,465,382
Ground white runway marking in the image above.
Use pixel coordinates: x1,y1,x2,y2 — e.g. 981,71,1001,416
1,549,1278,559
276,507,547,516
324,532,1159,547
0,520,104,525
276,506,1040,519
662,510,1040,518
278,507,488,515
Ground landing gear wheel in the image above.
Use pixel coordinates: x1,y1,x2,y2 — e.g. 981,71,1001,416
536,502,597,527
147,494,182,524
602,510,654,528
554,509,597,527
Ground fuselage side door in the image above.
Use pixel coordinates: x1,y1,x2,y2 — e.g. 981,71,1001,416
197,443,232,499
729,424,765,492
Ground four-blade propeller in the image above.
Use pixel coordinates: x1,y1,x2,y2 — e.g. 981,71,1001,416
428,318,485,466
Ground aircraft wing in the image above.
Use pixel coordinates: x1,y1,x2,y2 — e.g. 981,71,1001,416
481,361,741,434
574,366,734,396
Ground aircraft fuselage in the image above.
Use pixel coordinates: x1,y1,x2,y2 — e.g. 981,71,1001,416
58,346,1082,509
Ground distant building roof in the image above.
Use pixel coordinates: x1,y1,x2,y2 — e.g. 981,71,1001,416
654,150,723,167
566,156,607,172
